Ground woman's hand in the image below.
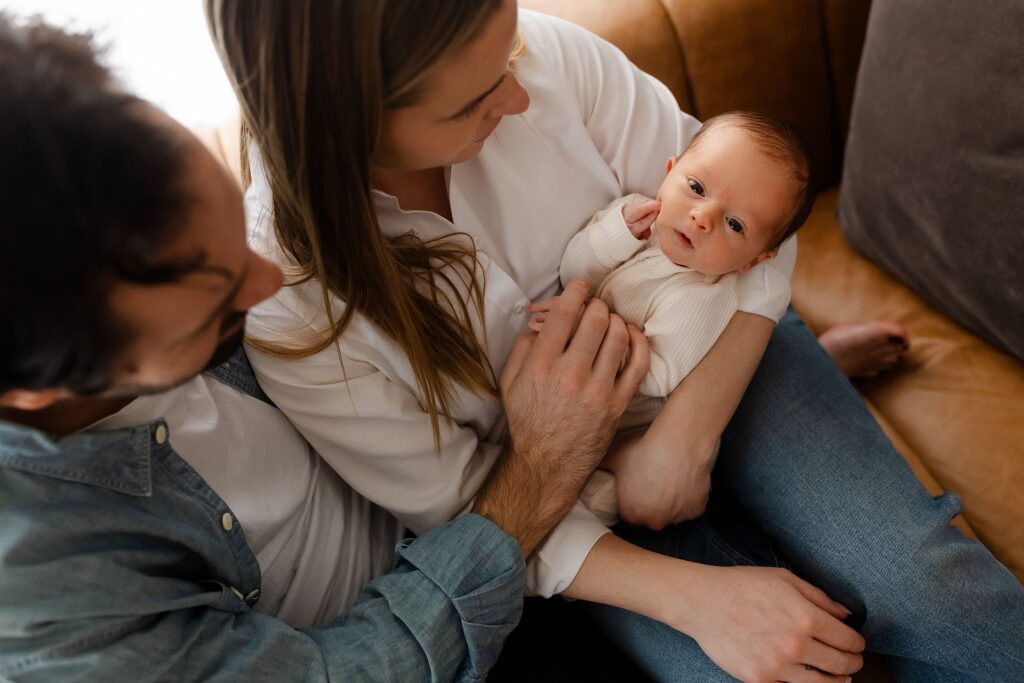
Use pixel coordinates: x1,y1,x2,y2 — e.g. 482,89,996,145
676,565,865,683
603,429,714,528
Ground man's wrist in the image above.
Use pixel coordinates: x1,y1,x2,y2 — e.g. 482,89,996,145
472,446,578,558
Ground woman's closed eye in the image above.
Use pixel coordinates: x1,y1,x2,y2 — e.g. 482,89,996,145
454,100,483,122
726,217,744,234
687,179,705,196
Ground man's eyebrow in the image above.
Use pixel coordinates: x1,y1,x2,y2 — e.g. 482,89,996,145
178,263,248,343
448,74,506,120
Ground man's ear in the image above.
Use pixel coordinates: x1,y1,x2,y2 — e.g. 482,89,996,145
665,156,675,175
738,250,777,274
0,388,69,411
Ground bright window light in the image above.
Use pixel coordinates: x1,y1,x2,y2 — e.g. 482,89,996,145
0,1,238,129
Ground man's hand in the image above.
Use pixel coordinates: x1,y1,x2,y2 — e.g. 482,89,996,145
473,280,650,557
604,429,716,530
621,197,661,240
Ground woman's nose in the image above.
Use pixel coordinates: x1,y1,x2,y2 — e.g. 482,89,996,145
489,73,530,118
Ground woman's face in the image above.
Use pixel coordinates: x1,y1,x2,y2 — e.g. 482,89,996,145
372,0,529,172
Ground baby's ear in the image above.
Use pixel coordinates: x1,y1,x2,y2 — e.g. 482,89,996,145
739,250,777,274
665,156,675,175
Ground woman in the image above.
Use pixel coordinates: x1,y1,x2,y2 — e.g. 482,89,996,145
206,1,1024,681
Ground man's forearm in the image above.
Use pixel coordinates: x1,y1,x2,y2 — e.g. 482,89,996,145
473,445,580,558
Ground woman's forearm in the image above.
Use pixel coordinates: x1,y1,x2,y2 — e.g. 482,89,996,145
645,311,774,451
562,533,705,635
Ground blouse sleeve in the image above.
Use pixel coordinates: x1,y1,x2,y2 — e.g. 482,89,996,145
245,293,610,598
244,299,500,536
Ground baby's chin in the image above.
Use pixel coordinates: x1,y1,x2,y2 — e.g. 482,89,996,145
658,245,734,276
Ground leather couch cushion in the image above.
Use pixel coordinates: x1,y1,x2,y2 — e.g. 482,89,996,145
794,190,1024,581
837,0,1024,361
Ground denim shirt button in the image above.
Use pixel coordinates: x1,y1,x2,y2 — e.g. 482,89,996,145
154,424,168,445
221,513,234,532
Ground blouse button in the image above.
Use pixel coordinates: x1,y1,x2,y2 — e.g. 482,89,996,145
513,304,526,315
154,425,168,445
221,513,234,532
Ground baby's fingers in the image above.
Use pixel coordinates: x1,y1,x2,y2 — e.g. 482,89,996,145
622,199,661,224
527,298,556,314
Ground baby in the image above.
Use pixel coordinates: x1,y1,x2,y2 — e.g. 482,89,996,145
534,111,813,525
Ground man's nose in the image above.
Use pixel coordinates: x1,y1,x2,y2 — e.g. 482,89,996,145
234,251,284,312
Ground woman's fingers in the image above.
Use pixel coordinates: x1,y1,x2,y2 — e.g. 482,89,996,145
783,662,854,683
798,638,863,676
790,576,853,622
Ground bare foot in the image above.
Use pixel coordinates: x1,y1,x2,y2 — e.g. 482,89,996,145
819,322,910,378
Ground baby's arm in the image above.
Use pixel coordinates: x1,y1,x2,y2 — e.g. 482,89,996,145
639,279,739,397
559,193,659,288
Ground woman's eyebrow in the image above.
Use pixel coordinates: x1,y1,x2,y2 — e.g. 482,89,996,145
448,74,506,120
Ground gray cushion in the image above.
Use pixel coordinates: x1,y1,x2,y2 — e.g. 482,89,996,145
837,0,1024,361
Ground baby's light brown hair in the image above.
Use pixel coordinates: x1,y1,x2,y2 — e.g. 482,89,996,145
684,111,813,250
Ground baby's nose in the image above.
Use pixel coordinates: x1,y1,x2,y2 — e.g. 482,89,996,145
690,209,713,233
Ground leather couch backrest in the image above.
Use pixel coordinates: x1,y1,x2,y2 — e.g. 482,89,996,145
521,0,872,189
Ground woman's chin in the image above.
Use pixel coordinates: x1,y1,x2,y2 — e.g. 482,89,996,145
453,139,487,164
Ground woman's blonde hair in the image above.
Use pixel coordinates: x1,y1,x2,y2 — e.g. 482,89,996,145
205,0,507,447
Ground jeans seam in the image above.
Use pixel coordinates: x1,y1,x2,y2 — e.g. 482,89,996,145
697,520,758,567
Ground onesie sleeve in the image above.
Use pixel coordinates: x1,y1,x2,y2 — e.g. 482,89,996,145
560,193,650,289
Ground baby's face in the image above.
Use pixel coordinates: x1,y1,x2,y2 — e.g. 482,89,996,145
654,125,799,275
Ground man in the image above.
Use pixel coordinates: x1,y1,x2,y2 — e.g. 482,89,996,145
0,16,648,681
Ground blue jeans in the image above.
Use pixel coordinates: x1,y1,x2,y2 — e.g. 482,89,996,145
582,310,1024,682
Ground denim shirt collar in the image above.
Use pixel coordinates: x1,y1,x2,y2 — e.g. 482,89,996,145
0,418,160,497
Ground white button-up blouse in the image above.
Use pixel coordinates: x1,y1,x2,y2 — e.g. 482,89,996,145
244,10,795,597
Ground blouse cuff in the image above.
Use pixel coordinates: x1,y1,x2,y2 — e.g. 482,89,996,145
525,501,612,597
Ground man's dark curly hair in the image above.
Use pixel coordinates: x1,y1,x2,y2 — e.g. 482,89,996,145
0,14,195,395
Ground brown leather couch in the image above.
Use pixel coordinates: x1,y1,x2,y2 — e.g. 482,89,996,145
199,1,1022,679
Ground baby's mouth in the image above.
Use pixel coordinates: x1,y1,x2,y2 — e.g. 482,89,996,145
675,230,694,249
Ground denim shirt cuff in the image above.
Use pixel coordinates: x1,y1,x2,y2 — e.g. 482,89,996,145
396,513,525,679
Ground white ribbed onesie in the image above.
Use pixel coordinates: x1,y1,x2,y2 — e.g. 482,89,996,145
562,193,740,524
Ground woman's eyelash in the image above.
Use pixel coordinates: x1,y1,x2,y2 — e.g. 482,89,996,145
455,101,482,122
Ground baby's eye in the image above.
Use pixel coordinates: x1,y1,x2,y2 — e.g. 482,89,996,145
726,217,744,233
687,179,705,196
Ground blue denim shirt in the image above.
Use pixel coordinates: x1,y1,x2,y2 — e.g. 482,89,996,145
0,352,525,682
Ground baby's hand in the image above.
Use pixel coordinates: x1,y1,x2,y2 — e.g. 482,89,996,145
622,197,661,240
